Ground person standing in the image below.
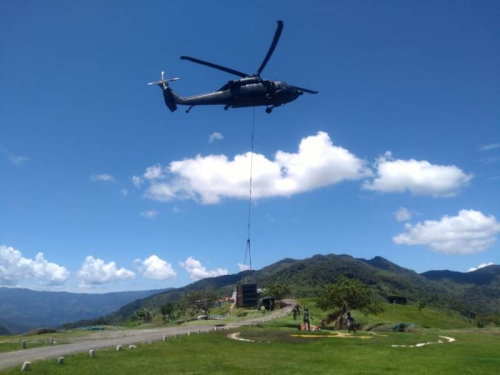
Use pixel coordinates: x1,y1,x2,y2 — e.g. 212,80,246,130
346,310,356,333
303,306,311,331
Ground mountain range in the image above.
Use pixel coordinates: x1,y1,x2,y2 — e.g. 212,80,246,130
92,254,500,325
0,287,172,333
2,255,498,334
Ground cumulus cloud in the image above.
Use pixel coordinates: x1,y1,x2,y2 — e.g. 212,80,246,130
0,245,69,286
209,132,224,143
394,207,412,222
468,262,495,272
479,143,500,152
121,189,128,197
238,263,251,271
144,132,371,204
140,209,159,219
77,256,135,285
134,255,177,280
90,174,115,182
180,256,228,280
393,210,500,255
363,151,473,197
144,164,165,180
132,176,143,188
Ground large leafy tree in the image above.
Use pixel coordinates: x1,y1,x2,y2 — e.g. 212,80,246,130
317,278,382,319
266,283,291,302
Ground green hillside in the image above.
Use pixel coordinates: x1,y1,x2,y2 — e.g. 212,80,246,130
82,254,500,326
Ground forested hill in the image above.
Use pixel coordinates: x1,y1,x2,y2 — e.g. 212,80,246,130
97,254,500,325
421,265,500,285
0,287,172,334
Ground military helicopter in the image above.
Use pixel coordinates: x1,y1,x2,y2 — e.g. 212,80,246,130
148,21,318,114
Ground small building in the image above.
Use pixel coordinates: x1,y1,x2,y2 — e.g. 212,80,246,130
386,296,408,305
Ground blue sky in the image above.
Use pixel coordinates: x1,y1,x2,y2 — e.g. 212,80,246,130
1,1,499,292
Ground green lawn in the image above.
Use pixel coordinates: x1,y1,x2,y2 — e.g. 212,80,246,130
296,298,473,330
0,341,49,353
0,327,126,353
1,302,493,374
1,326,498,375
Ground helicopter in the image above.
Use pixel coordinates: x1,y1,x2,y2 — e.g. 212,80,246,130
148,21,318,114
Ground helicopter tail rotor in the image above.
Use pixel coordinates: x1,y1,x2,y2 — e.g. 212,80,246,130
147,71,179,89
148,71,180,112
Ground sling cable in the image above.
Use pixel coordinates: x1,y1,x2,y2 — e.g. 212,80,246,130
242,107,256,282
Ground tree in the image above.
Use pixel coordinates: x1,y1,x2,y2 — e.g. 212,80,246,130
183,290,219,316
131,307,153,324
316,278,382,328
266,283,291,307
160,302,176,323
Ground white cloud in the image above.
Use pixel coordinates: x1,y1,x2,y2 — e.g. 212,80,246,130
144,164,165,180
140,209,159,219
394,207,412,222
134,255,177,280
172,206,183,214
363,152,473,197
132,176,143,188
209,132,224,143
180,256,228,280
120,189,128,197
468,262,495,272
0,245,69,286
238,263,251,271
77,256,135,285
144,132,371,204
90,174,115,182
479,143,500,152
0,146,28,166
393,210,500,255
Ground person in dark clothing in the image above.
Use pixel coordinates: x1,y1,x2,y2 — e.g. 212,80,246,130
303,306,311,331
346,310,356,333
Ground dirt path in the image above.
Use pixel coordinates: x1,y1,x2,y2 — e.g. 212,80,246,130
0,301,294,371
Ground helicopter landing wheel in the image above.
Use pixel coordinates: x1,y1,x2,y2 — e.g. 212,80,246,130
265,107,273,114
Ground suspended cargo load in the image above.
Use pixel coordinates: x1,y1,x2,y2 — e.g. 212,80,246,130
236,283,258,308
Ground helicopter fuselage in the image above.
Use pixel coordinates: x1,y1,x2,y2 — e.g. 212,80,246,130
175,79,302,110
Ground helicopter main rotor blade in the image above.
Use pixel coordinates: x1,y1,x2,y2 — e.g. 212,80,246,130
180,56,249,78
256,20,284,77
290,85,319,94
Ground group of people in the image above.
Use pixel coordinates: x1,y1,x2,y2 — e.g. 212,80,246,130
293,303,356,333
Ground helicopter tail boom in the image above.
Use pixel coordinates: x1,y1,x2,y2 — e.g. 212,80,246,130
162,88,178,112
148,71,182,112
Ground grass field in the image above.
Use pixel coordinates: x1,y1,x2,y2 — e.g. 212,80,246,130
0,331,93,354
1,325,498,375
295,299,473,330
1,300,498,374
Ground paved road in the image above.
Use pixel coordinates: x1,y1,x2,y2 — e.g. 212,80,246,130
0,301,295,371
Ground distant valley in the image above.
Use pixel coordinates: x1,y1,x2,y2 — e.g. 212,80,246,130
0,287,172,333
